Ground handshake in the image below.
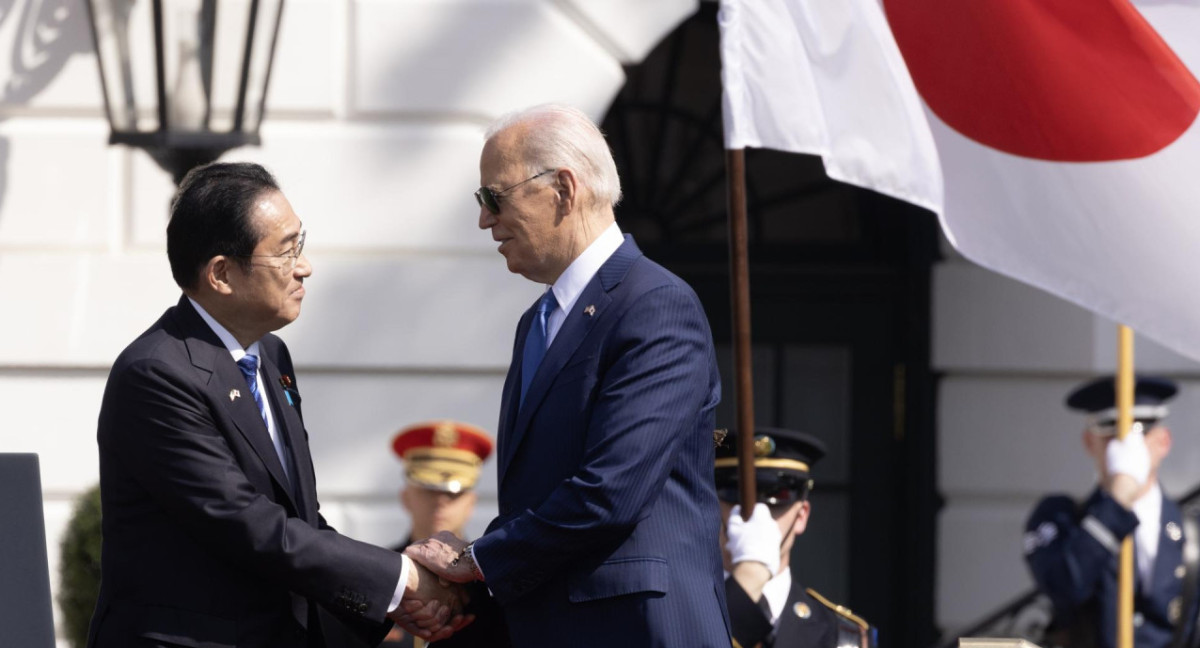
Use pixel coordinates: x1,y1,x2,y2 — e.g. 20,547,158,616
387,531,484,642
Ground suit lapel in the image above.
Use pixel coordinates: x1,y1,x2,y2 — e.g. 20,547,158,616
500,285,611,475
174,297,300,513
497,236,643,480
260,354,316,522
496,310,532,486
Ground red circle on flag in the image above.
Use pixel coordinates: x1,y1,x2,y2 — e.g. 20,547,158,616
883,0,1200,161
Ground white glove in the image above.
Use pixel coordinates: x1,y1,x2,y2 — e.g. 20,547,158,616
725,503,782,576
1106,425,1151,486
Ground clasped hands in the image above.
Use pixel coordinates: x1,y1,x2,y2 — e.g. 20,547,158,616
387,531,481,641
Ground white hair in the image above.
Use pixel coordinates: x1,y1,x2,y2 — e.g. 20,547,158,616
485,104,623,209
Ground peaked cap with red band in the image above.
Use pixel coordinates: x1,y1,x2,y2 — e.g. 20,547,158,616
392,420,494,493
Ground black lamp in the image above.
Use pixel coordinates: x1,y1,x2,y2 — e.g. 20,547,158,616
84,0,285,185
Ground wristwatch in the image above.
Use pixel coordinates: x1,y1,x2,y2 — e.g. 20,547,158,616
452,541,484,582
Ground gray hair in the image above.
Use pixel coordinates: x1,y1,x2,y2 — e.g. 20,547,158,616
485,104,623,209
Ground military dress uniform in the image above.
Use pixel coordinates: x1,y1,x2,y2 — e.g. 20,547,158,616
1023,376,1200,648
1026,488,1194,648
725,576,872,648
716,428,875,648
380,420,501,648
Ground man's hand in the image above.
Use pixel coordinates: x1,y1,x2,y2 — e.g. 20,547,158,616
404,531,479,584
726,503,782,576
1106,425,1151,508
388,557,473,641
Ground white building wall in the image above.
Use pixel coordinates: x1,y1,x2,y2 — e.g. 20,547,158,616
0,0,696,642
934,241,1200,633
9,0,1193,642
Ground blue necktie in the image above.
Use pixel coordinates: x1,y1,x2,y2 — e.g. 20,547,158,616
520,290,558,407
237,355,269,427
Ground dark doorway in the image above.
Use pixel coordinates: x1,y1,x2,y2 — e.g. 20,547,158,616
601,4,943,646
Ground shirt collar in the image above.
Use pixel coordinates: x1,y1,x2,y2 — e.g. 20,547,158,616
1132,482,1163,520
761,567,792,623
549,222,623,316
187,296,262,361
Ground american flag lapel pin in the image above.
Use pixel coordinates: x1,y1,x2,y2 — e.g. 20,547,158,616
229,389,241,402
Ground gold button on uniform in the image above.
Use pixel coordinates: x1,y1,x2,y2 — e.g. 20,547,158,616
1177,565,1187,579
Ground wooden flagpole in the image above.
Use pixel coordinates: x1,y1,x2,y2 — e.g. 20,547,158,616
726,147,757,518
1116,325,1135,648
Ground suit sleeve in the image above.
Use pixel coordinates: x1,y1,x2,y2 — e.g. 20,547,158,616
724,577,774,648
1024,493,1139,611
474,284,718,603
100,354,404,625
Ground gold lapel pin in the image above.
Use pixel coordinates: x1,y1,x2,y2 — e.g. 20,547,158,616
584,304,596,317
794,602,812,619
229,389,241,402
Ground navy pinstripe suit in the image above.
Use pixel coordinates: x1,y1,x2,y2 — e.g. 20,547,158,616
471,235,733,647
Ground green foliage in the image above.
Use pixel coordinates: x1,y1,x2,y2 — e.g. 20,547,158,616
57,485,102,648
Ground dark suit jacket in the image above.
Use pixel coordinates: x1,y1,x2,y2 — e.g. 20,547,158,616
88,296,405,648
472,236,733,647
1025,487,1191,648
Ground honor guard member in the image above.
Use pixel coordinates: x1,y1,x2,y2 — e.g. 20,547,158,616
382,421,494,648
1024,375,1200,648
715,428,875,648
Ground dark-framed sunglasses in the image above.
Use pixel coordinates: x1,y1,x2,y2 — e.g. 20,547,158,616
475,169,555,215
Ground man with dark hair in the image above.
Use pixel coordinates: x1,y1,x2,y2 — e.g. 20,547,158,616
88,162,464,648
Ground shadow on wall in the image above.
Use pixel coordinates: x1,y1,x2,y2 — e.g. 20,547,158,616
0,0,93,214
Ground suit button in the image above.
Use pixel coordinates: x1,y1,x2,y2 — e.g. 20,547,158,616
1134,612,1145,627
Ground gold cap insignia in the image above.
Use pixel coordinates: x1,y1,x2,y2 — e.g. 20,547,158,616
433,422,459,447
754,435,776,458
793,602,811,619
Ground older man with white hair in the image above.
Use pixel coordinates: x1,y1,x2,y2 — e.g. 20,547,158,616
405,104,733,647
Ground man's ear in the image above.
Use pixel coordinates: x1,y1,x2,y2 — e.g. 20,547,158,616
400,486,414,513
206,257,234,295
554,168,578,216
791,501,812,536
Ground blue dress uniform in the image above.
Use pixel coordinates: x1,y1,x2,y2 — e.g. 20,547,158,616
1025,488,1189,648
1023,375,1198,648
716,428,876,648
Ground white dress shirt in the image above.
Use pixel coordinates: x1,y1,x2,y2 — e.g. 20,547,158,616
188,298,409,613
545,222,625,345
1132,482,1163,587
760,567,792,625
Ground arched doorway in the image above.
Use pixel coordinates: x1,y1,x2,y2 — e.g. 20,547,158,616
601,5,942,645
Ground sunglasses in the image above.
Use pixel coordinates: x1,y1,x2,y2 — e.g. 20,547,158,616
475,169,554,215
